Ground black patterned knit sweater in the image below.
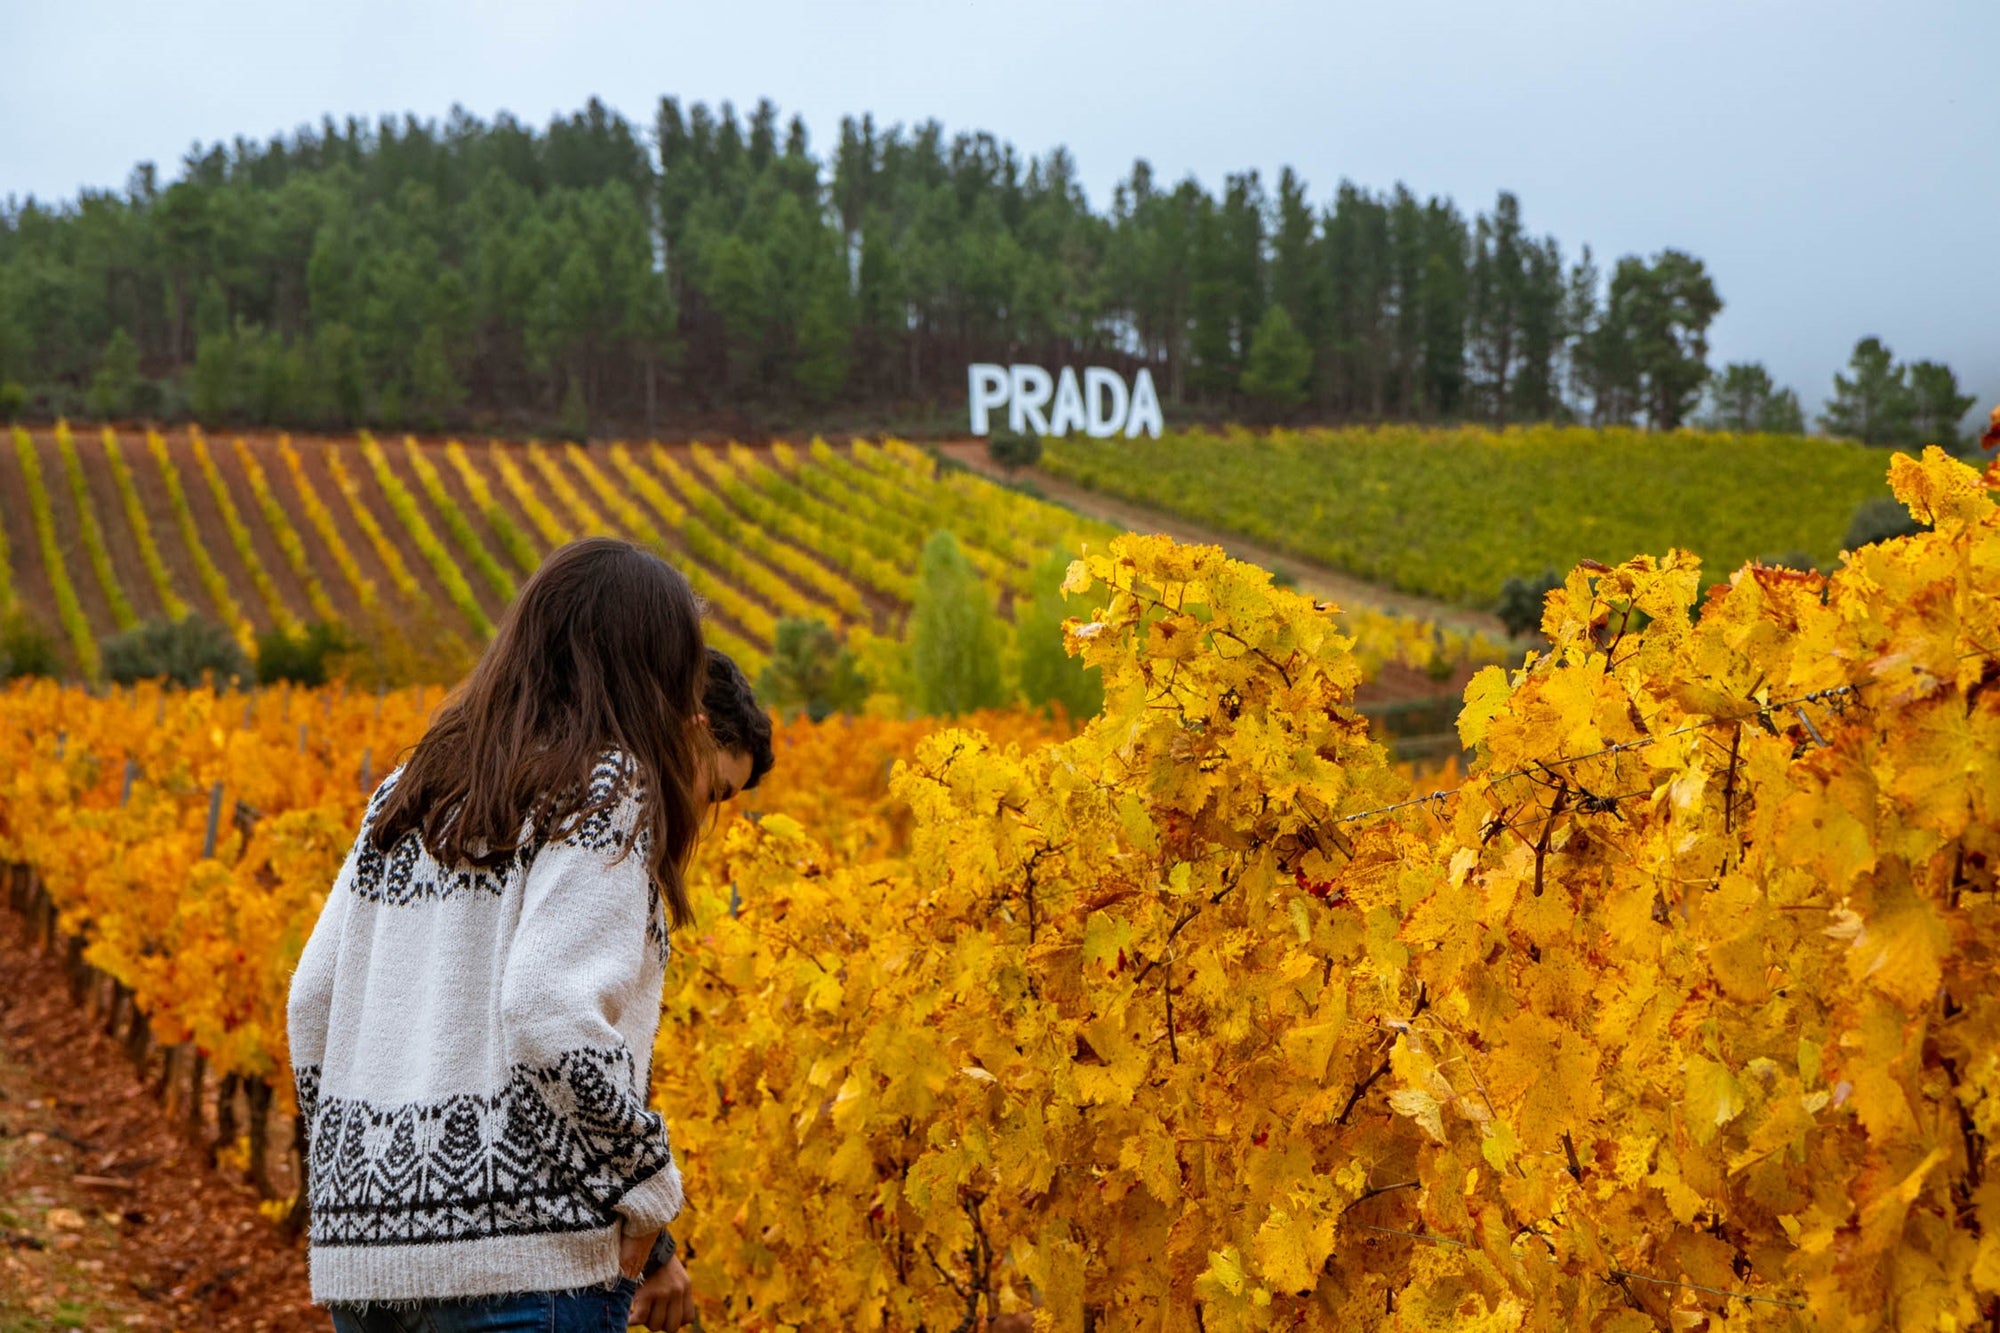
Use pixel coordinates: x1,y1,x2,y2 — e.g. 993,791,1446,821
285,759,681,1304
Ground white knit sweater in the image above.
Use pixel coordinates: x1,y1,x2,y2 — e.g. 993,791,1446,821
286,758,681,1305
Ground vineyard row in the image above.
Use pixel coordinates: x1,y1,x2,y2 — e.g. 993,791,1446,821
0,449,1994,1328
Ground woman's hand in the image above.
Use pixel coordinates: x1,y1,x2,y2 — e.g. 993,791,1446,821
628,1255,694,1330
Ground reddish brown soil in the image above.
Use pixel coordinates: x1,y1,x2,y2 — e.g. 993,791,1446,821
372,437,510,628
154,431,274,631
114,426,217,626
648,442,904,633
237,436,368,627
414,437,533,587
0,910,317,1332
29,431,122,643
0,434,66,668
74,427,169,623
282,439,409,616
454,441,553,576
210,434,320,626
538,446,771,648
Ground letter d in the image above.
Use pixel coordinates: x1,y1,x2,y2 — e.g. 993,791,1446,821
1084,368,1129,438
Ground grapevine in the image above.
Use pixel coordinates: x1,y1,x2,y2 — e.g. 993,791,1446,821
1043,423,1894,605
492,448,573,547
610,442,689,528
102,427,190,619
627,445,838,626
561,443,781,647
13,424,102,675
3,449,1991,1331
322,447,422,603
524,444,615,537
715,444,916,602
402,436,516,602
233,436,339,623
810,438,1028,592
655,445,868,618
445,441,539,576
0,438,13,615
359,432,492,638
653,447,2000,1329
55,420,138,630
189,426,298,632
279,437,378,611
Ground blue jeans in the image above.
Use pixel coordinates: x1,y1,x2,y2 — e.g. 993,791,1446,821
330,1277,639,1332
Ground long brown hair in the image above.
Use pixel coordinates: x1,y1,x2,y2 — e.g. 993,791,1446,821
370,537,710,928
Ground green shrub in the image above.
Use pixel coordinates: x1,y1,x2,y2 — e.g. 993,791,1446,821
1843,496,1926,551
256,620,351,687
1496,569,1561,639
987,430,1043,471
0,610,61,680
102,616,251,688
757,618,871,721
0,382,25,423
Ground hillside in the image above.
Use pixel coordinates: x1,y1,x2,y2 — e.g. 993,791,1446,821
0,429,1092,677
0,426,1506,704
1043,424,1901,606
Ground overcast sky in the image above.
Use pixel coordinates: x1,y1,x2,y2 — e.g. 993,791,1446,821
3,0,1994,428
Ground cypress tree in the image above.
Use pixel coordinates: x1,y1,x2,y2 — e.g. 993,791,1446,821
1014,548,1103,721
907,531,1004,716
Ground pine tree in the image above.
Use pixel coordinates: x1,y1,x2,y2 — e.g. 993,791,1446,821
1821,337,1913,445
1704,362,1804,434
794,287,852,406
189,329,239,423
1762,387,1806,435
1906,360,1976,452
408,326,465,431
1239,305,1312,412
87,328,142,420
907,531,1004,716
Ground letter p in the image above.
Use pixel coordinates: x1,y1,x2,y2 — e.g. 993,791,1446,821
967,364,1009,436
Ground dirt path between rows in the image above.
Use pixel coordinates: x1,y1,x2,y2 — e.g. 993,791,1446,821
77,427,169,624
0,909,317,1331
936,440,1511,640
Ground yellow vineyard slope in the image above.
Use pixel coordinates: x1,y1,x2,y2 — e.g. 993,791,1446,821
0,448,1993,1330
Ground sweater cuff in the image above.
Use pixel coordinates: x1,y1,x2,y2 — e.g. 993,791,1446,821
614,1158,685,1234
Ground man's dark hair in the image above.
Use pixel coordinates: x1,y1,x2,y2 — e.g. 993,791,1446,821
704,647,774,791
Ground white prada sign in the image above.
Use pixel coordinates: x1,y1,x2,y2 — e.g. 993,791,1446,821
967,364,1164,439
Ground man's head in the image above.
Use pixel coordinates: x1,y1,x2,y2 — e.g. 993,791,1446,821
702,647,774,803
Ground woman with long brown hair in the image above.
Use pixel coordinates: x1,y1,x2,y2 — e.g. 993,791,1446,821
288,538,705,1332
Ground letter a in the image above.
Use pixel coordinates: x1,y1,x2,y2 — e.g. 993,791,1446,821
1084,367,1129,438
1124,367,1164,438
1048,367,1088,437
967,364,1010,436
